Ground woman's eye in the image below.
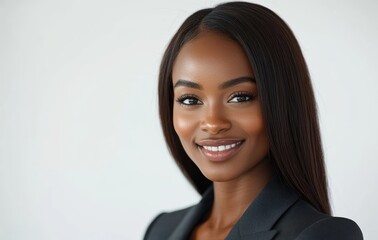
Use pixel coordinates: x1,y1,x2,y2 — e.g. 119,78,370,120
228,93,255,103
176,96,202,106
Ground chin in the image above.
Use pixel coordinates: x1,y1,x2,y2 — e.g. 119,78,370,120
195,155,272,184
199,168,242,183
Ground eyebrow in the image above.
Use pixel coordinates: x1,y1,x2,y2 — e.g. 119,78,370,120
173,76,256,90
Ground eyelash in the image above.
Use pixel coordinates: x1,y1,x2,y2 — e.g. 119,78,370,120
175,92,256,106
176,94,202,106
229,91,256,103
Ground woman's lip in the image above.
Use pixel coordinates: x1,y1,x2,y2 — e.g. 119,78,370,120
198,141,244,162
196,139,244,147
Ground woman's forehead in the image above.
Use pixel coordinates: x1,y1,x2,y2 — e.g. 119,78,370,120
172,31,254,86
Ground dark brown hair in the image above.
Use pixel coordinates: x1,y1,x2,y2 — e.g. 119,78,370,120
158,2,331,214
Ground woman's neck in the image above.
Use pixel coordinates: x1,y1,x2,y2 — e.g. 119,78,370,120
207,159,273,230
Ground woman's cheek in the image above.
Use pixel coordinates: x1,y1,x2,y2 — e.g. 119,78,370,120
237,108,265,134
173,109,197,141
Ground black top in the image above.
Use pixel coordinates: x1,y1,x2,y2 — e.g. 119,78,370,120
144,176,363,240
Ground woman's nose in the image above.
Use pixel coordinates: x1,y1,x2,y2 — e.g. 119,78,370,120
200,108,232,135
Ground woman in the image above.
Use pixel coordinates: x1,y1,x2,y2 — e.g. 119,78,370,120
144,2,363,239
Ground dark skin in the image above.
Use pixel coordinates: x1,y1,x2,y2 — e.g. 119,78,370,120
172,31,273,239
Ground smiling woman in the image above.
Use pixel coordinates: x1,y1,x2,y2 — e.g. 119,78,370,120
172,32,271,187
144,2,363,240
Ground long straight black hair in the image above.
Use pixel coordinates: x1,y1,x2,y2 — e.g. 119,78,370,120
158,2,331,214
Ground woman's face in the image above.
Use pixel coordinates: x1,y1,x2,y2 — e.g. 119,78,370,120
172,31,271,182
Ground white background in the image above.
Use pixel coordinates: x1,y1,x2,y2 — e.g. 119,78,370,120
0,0,377,239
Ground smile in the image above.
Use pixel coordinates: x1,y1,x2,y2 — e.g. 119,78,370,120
202,141,243,152
197,139,245,162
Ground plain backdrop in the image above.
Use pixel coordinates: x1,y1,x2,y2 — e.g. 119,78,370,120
0,0,377,239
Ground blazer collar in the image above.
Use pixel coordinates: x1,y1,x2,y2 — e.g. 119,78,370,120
168,175,299,240
167,186,214,240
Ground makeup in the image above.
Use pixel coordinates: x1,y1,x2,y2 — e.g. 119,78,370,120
197,139,244,162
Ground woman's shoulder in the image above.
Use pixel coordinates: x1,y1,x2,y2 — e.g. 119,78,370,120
275,198,363,240
143,206,193,240
294,216,363,240
143,186,214,240
143,197,363,240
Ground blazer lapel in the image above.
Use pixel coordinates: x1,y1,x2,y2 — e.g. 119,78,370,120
167,187,213,240
168,175,299,240
225,176,299,240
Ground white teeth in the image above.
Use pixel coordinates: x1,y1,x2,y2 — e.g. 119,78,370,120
202,141,242,152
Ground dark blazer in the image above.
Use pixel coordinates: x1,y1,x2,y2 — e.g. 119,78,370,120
144,176,363,240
